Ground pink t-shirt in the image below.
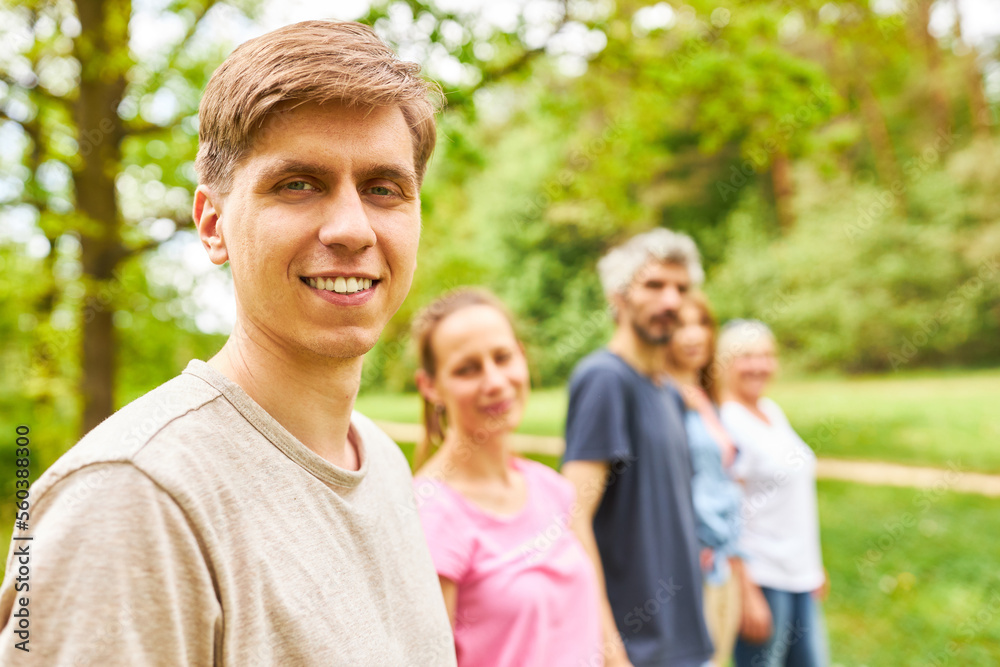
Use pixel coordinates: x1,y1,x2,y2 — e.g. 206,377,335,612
414,457,603,667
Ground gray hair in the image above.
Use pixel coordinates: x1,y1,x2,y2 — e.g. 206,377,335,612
715,319,776,369
597,228,705,296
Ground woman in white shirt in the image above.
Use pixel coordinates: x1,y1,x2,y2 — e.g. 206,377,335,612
716,319,829,667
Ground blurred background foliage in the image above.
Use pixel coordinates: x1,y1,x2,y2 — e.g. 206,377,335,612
1,0,998,460
2,1,1000,662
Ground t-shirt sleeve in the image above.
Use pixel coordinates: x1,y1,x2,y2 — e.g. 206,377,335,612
413,481,474,584
0,462,220,665
563,365,633,464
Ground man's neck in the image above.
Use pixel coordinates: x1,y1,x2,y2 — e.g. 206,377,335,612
208,321,364,470
608,326,667,380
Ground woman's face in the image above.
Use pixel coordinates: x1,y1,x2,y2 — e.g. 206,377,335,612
726,339,778,402
668,303,713,373
425,305,530,440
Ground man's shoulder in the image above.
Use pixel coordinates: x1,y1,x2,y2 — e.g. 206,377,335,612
569,349,633,388
351,411,412,478
34,371,225,499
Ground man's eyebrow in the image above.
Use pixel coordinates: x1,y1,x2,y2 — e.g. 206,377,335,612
253,160,330,184
357,163,419,191
253,159,419,191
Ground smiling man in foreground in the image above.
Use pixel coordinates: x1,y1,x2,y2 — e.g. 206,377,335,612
0,21,455,665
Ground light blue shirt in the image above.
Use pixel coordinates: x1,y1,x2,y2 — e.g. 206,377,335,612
685,409,744,585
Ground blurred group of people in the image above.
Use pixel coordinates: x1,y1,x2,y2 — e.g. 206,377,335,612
410,229,829,667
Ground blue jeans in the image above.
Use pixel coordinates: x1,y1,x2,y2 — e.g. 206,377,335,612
733,587,828,667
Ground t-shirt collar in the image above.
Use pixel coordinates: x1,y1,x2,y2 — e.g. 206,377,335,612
182,359,369,489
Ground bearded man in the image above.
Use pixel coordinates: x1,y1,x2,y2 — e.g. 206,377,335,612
562,229,714,667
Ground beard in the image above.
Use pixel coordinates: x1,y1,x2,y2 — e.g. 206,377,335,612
630,311,679,346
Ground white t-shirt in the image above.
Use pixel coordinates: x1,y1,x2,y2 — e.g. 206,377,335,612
720,397,825,593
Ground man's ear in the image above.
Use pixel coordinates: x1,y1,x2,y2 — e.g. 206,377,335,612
610,291,627,323
193,185,228,265
414,369,441,407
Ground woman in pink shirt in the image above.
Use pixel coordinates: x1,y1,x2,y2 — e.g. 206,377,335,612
411,288,605,667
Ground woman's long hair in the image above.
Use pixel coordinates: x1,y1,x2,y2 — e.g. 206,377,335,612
671,290,720,404
410,288,520,470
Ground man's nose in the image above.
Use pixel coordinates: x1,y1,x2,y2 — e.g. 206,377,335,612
317,184,377,252
661,286,683,311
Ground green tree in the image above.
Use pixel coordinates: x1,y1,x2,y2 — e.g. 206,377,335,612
1,0,247,438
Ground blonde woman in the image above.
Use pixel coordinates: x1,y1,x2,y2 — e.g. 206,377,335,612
410,289,605,667
717,320,829,667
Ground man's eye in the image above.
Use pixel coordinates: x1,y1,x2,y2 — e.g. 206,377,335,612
368,185,396,197
284,181,317,192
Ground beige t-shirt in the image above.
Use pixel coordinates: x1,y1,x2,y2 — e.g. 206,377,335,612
0,360,456,666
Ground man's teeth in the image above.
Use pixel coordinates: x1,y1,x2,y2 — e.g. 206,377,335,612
307,277,374,294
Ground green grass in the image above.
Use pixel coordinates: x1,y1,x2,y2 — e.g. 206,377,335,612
770,369,1000,473
818,480,1000,665
404,448,1000,664
3,441,997,665
356,368,1000,473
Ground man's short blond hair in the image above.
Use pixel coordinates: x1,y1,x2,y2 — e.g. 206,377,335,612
195,20,441,192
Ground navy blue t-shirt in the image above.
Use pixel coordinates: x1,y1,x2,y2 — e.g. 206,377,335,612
563,349,713,667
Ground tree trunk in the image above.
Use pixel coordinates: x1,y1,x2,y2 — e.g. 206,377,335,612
770,152,795,231
857,78,907,213
74,0,131,436
915,0,951,138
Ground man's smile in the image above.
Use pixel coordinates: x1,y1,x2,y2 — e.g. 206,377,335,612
301,275,378,295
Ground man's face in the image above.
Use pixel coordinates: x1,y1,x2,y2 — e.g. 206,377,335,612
618,261,691,345
203,102,421,360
